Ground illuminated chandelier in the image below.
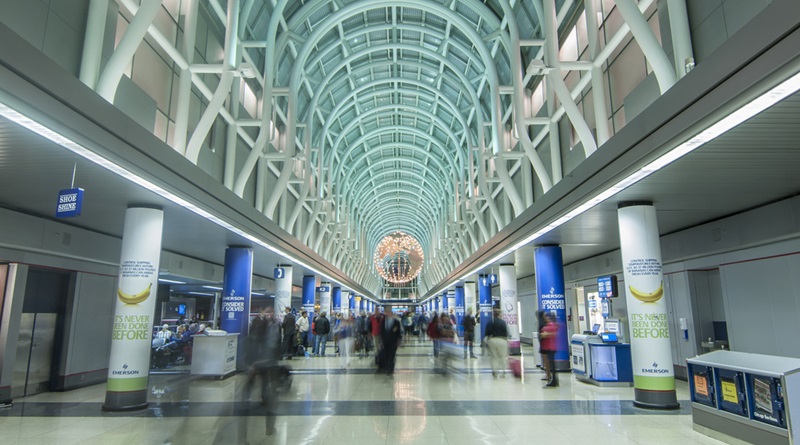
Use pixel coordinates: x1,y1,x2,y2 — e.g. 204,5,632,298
373,231,424,284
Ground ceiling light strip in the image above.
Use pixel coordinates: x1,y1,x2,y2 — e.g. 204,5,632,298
453,70,800,284
0,102,360,295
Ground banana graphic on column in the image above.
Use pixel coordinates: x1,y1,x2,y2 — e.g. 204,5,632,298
629,281,664,303
118,283,152,305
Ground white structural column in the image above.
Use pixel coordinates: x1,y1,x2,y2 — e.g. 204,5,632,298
185,0,239,163
104,207,164,411
617,203,679,409
173,0,199,155
319,282,332,316
667,0,694,79
96,0,163,103
542,0,597,159
583,0,611,146
499,264,520,355
79,0,109,89
614,0,677,93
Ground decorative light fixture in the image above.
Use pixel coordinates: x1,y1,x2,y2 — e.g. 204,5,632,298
373,231,424,284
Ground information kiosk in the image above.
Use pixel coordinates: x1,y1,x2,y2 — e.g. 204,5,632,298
687,351,800,445
571,332,633,387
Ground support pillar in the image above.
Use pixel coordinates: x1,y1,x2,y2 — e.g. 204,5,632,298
478,275,492,345
319,282,331,315
302,276,316,322
499,264,521,355
104,207,163,411
220,247,253,336
465,280,476,321
618,202,679,409
274,266,293,317
534,245,570,371
332,287,342,315
454,286,465,335
349,294,356,316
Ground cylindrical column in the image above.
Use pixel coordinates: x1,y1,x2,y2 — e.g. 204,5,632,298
434,297,440,313
332,287,342,314
447,290,456,317
302,276,316,322
104,207,164,411
618,203,679,409
274,266,293,318
499,264,520,355
220,247,253,336
534,246,570,371
478,276,492,345
319,282,331,315
455,286,465,335
465,281,476,317
358,298,365,313
349,294,356,315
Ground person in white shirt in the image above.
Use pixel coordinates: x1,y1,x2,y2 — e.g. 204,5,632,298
296,310,310,348
156,324,174,340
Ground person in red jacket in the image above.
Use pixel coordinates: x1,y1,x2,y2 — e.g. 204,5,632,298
539,312,559,387
368,307,384,357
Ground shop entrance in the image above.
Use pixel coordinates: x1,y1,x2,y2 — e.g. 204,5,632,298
12,268,69,398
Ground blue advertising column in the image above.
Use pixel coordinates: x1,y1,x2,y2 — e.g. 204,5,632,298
534,246,569,371
434,297,440,313
221,247,253,371
454,286,465,335
478,275,492,345
221,247,254,336
302,276,316,329
104,207,163,411
442,292,449,311
332,287,342,314
358,298,365,313
349,294,356,315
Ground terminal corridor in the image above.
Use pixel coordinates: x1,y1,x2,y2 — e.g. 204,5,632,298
0,343,719,445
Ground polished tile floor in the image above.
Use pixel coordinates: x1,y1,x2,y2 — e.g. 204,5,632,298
0,341,731,445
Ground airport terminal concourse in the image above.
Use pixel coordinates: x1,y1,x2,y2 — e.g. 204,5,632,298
1,0,800,444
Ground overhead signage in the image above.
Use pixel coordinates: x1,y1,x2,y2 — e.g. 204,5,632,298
598,275,618,298
316,286,330,292
56,187,84,218
274,267,285,279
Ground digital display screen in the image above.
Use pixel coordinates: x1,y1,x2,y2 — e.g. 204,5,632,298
597,275,618,298
178,304,186,315
600,332,618,342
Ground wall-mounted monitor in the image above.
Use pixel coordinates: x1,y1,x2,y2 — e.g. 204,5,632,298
597,275,619,298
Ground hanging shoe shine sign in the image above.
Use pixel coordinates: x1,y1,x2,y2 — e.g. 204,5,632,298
55,187,84,218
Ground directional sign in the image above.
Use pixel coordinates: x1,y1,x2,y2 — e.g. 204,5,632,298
316,286,330,292
274,267,286,279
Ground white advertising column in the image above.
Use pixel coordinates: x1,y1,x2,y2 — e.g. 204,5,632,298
618,203,679,409
274,265,293,320
319,282,332,315
499,264,520,355
104,207,164,411
465,281,476,317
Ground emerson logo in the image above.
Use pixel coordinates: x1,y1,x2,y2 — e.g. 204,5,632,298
112,363,140,376
642,361,670,374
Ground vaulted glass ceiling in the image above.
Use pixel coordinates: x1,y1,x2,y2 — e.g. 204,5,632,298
233,0,578,294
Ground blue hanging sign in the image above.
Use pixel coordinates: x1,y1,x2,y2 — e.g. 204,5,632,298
489,274,498,284
274,267,285,279
55,188,84,218
597,275,618,298
316,286,330,292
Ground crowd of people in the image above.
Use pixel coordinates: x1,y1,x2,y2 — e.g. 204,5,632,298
150,320,208,368
152,304,561,386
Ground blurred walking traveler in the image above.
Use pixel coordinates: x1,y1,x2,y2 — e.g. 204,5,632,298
483,308,509,377
462,308,477,358
540,312,559,387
